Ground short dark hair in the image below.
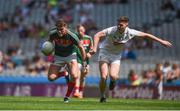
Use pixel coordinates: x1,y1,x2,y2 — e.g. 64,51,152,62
76,24,84,30
55,19,67,28
117,16,129,22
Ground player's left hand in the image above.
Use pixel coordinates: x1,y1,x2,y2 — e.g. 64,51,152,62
82,66,88,74
89,48,96,55
82,62,88,74
161,40,172,48
86,52,92,59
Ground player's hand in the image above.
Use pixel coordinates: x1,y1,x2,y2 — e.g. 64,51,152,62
41,50,50,56
161,40,172,48
82,62,87,67
86,52,92,59
89,48,96,55
82,66,88,74
82,62,88,73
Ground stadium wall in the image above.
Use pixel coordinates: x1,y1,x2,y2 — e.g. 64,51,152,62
0,83,180,100
111,85,180,100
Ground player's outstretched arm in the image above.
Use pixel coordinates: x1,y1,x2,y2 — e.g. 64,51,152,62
137,31,172,48
90,31,106,54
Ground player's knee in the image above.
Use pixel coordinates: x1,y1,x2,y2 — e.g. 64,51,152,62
71,73,78,80
48,76,55,81
48,74,57,81
110,75,119,81
101,75,108,81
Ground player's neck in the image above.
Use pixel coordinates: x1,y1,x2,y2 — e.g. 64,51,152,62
79,34,84,39
118,27,127,34
119,29,125,34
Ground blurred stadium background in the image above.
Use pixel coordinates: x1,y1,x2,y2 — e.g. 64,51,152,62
0,0,180,100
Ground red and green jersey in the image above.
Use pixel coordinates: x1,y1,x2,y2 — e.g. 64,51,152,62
49,28,80,57
76,35,93,64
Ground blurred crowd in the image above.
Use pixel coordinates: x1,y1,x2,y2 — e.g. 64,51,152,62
0,48,50,77
0,0,73,39
1,0,179,37
128,61,180,86
0,45,180,85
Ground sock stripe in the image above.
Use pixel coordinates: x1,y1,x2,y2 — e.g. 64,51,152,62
57,71,66,78
79,86,84,92
65,82,75,97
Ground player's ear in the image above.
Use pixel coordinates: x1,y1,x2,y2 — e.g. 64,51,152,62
126,22,129,26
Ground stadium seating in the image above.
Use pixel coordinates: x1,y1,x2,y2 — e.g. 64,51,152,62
0,0,179,81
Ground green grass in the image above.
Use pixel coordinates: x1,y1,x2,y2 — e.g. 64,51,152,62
0,96,180,110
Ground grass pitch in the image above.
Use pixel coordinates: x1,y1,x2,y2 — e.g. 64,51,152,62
0,96,180,110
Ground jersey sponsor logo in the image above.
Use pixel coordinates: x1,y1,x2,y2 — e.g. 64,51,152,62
80,40,91,47
112,35,123,42
112,33,129,42
54,38,73,46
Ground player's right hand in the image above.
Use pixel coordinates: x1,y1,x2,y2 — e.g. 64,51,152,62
41,50,50,56
161,40,172,48
82,62,88,74
89,49,96,55
87,52,93,58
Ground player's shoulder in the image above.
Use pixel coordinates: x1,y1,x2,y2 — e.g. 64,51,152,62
126,27,139,32
68,28,76,33
105,26,117,31
126,27,142,37
84,35,92,39
67,29,77,37
102,26,117,34
126,27,140,34
67,29,79,41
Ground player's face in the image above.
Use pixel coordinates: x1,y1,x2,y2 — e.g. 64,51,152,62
117,21,128,32
78,26,85,38
57,26,67,37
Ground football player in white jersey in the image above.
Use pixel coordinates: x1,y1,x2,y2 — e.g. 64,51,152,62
90,16,172,102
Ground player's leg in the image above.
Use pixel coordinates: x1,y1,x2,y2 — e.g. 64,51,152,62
157,81,163,100
73,63,81,98
64,70,70,83
98,49,110,102
64,56,79,102
109,60,120,90
99,61,109,102
79,65,89,98
48,64,63,81
48,55,70,81
48,64,69,102
59,65,70,83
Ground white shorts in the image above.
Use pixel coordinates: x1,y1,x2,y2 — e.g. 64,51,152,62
98,49,121,65
53,53,77,67
78,63,89,71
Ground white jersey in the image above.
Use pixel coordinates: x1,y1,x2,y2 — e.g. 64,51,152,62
99,26,141,54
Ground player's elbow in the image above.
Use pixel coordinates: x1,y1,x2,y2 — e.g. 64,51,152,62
138,32,151,38
94,31,105,39
144,33,152,38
